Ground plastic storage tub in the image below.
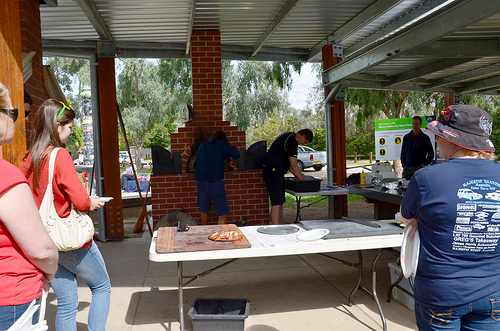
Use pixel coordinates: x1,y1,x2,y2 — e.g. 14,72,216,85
388,262,415,311
285,177,321,192
188,298,250,331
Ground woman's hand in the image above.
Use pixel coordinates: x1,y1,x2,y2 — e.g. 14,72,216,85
89,196,104,211
405,218,418,241
43,277,51,295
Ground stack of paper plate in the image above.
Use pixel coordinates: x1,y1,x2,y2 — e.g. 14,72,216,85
400,225,420,278
297,228,329,241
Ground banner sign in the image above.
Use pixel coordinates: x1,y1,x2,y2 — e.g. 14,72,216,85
374,116,436,161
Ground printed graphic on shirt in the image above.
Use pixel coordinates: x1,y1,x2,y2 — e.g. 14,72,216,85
453,180,500,252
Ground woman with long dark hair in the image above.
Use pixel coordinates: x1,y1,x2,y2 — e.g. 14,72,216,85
22,99,110,330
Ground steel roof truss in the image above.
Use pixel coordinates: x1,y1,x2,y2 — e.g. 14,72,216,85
324,0,500,87
251,0,300,57
73,0,113,41
387,57,477,86
426,62,500,89
308,0,404,61
459,74,500,93
185,0,197,55
407,39,500,58
345,0,452,57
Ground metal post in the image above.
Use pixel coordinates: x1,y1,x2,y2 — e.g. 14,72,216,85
325,83,343,218
89,54,106,242
178,261,185,331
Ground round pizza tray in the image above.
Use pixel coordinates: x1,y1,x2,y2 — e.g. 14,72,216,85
257,226,300,235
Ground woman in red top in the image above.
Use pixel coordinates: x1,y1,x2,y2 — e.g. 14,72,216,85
22,99,110,331
0,83,58,329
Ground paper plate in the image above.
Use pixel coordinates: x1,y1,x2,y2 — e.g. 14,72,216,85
400,225,420,278
297,228,329,241
99,197,113,202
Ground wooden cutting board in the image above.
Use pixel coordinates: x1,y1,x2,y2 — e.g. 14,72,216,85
156,224,251,253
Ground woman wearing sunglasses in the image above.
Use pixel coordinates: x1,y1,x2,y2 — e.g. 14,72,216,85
22,99,111,331
0,83,58,329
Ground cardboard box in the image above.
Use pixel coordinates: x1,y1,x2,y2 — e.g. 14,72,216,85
388,262,415,311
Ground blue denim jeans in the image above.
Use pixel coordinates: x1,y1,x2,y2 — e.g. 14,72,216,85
415,290,500,330
50,241,111,331
0,300,38,330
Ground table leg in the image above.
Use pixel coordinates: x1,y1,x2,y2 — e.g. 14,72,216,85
294,196,301,223
370,250,387,331
178,261,185,331
346,249,387,331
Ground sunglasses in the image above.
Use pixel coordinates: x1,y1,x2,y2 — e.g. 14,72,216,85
57,101,71,120
0,108,18,123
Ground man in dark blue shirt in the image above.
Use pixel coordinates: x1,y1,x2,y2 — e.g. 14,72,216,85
400,116,434,179
194,131,240,225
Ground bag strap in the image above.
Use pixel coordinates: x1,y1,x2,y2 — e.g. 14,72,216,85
47,148,60,187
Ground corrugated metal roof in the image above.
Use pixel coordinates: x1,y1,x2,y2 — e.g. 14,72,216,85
40,0,500,95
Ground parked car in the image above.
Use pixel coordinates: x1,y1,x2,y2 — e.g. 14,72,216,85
119,151,144,165
119,151,128,164
297,145,327,171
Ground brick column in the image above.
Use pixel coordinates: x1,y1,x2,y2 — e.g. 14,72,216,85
19,0,50,146
150,31,269,226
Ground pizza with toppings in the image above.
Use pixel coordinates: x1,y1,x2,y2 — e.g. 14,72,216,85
208,230,242,241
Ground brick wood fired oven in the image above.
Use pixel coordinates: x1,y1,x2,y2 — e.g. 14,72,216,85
150,31,269,226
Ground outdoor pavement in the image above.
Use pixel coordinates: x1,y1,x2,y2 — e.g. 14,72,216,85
43,228,418,330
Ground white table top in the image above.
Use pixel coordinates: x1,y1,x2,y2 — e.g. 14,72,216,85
285,187,350,197
149,224,403,263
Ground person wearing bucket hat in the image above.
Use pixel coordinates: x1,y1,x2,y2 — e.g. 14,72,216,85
400,104,500,330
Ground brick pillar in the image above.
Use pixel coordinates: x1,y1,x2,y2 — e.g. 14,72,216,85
323,44,347,218
19,0,50,147
150,31,269,226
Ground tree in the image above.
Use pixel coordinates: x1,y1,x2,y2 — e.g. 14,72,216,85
117,59,181,168
246,105,300,147
43,57,90,122
222,61,301,131
346,89,444,175
457,94,500,156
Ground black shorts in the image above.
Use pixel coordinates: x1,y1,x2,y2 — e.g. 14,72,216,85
262,167,285,205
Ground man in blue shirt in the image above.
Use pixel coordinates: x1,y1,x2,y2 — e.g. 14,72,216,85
400,116,434,179
194,131,240,225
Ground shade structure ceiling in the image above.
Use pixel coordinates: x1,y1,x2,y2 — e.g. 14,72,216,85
40,0,500,95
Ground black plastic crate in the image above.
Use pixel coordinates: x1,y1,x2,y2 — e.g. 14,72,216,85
188,298,250,331
285,177,321,192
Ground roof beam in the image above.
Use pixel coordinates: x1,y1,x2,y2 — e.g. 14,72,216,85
426,63,500,89
459,75,500,93
343,79,456,93
251,0,300,57
406,39,500,57
324,0,500,88
308,0,404,61
185,0,197,55
73,0,113,41
345,0,456,57
42,39,311,62
387,57,477,87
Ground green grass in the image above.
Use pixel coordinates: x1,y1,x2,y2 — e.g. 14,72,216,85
281,193,362,208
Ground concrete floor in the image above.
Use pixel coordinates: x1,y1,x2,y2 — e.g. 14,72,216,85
43,230,418,331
